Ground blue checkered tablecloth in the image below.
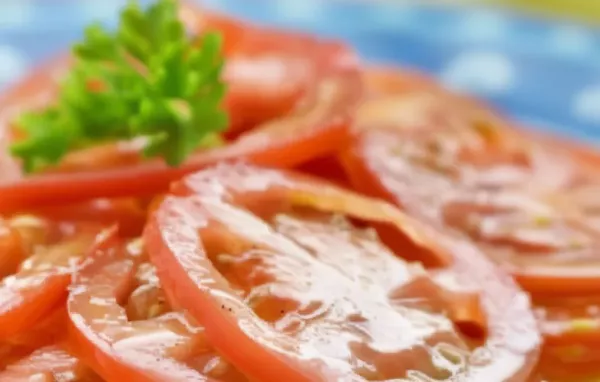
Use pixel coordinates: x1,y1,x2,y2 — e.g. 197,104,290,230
1,0,599,142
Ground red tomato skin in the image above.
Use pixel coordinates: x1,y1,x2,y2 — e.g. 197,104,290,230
341,115,600,293
0,275,69,339
0,306,69,370
180,2,359,137
0,219,25,277
0,4,362,212
341,92,600,378
340,140,394,201
144,216,324,382
221,36,358,138
0,230,97,340
145,164,541,382
0,68,362,213
67,228,228,382
27,198,148,237
295,155,351,189
0,345,97,382
338,142,447,265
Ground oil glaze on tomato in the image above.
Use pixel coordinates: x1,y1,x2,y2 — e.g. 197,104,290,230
145,164,540,382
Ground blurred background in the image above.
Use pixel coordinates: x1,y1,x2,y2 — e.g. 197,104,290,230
0,0,599,142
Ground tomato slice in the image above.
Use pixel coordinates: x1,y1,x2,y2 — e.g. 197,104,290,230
0,200,147,339
0,345,99,381
125,261,171,321
181,3,358,137
340,83,600,379
363,66,440,97
1,5,358,190
0,218,26,277
0,227,98,340
0,67,361,212
0,306,69,369
66,228,248,381
144,164,540,382
295,155,351,189
125,258,248,381
26,198,149,237
533,295,600,346
221,30,357,138
341,90,600,296
357,67,514,130
534,341,600,381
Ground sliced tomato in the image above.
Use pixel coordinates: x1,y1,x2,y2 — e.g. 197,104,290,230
0,306,69,369
534,295,600,345
0,226,98,339
125,261,171,321
221,34,357,137
534,340,600,381
5,214,54,255
517,123,600,172
1,6,358,189
0,203,146,340
363,66,440,97
0,218,25,277
126,258,248,381
144,163,540,382
181,3,358,137
0,345,99,381
66,228,247,381
66,229,205,380
359,67,514,137
295,155,351,188
26,198,149,237
341,90,600,296
340,88,600,377
0,67,361,213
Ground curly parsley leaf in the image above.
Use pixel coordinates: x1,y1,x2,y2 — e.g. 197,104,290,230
10,0,228,172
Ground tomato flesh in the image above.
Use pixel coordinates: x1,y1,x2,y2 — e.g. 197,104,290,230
340,80,600,380
342,94,600,295
145,164,540,382
181,3,358,136
0,345,99,381
0,219,25,277
0,67,361,213
0,306,69,370
66,229,247,381
363,66,440,97
0,5,358,192
0,199,147,341
0,228,97,339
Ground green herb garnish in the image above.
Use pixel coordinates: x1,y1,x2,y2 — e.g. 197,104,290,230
10,0,228,173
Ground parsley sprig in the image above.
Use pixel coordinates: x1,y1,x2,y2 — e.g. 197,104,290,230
10,0,228,173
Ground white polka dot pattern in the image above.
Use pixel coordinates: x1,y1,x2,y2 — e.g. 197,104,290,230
0,45,28,89
573,86,600,125
0,0,598,141
441,51,515,96
551,25,596,58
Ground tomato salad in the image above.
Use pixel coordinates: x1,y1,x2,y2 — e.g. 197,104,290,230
0,0,596,381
